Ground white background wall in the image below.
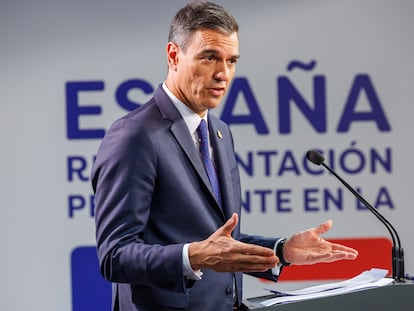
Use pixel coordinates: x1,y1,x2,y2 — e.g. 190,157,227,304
1,0,413,310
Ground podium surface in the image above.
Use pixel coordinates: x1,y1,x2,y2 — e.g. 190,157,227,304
242,281,414,310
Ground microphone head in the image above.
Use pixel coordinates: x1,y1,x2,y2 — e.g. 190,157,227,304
306,150,325,165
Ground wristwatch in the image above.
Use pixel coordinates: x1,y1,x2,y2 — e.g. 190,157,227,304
276,238,291,266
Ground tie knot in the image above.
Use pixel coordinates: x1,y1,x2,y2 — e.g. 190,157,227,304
198,118,207,132
197,119,208,143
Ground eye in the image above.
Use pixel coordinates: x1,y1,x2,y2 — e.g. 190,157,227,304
228,58,238,65
206,54,216,61
226,58,238,67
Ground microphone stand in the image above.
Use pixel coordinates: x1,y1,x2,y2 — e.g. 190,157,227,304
307,150,405,282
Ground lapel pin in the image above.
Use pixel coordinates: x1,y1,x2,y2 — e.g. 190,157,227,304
217,130,223,139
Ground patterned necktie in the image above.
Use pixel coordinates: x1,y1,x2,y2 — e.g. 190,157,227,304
197,119,222,207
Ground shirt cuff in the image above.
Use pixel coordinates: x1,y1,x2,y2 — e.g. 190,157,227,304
182,243,203,280
271,238,285,275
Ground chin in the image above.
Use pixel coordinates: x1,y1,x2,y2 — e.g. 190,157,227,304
206,99,223,110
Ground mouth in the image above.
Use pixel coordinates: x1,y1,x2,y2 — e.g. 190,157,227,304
208,87,226,97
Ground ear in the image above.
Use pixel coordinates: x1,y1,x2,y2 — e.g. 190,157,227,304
166,42,180,71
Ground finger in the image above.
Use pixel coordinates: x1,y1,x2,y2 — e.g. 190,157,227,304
310,245,358,264
299,250,354,265
216,262,277,273
216,252,279,272
227,262,278,273
313,219,333,235
330,242,359,256
220,213,238,237
235,241,277,257
323,250,358,262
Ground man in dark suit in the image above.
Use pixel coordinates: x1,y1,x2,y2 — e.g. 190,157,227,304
91,2,358,310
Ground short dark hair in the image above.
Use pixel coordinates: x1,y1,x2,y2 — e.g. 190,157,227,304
168,1,239,52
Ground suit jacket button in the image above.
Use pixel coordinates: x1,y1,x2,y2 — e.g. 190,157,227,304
225,286,232,295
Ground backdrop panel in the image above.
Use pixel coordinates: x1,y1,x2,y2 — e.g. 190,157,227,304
1,1,413,310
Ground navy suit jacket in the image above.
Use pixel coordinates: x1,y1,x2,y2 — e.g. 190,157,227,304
92,86,279,311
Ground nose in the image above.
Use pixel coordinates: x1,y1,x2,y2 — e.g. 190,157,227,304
214,62,230,82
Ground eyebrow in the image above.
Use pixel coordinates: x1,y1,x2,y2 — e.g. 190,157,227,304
200,49,240,59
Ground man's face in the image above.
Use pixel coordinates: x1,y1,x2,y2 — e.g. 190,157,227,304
166,29,240,117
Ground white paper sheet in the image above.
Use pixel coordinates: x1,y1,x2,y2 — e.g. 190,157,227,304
261,268,393,306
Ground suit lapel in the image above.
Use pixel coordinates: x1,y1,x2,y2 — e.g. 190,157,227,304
170,119,212,190
208,116,234,219
154,86,225,218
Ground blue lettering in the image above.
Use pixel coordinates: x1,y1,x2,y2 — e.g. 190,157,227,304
68,194,95,218
68,195,86,218
254,189,272,213
356,187,394,210
276,189,292,212
323,188,343,211
235,151,253,176
278,75,326,134
375,187,394,210
304,188,319,211
339,144,366,174
278,150,300,176
221,77,269,134
370,148,392,173
116,79,154,111
66,81,105,139
257,150,278,176
337,74,391,132
67,156,89,182
241,191,251,213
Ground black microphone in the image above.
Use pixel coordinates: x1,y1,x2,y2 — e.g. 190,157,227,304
306,149,405,282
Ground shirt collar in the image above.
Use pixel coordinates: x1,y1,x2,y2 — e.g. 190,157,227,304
162,82,208,136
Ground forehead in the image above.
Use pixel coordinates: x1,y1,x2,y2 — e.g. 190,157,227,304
187,29,239,54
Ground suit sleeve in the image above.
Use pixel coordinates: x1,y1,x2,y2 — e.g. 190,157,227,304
91,117,187,292
239,233,281,281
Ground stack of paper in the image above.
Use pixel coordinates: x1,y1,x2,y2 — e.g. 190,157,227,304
261,268,394,306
